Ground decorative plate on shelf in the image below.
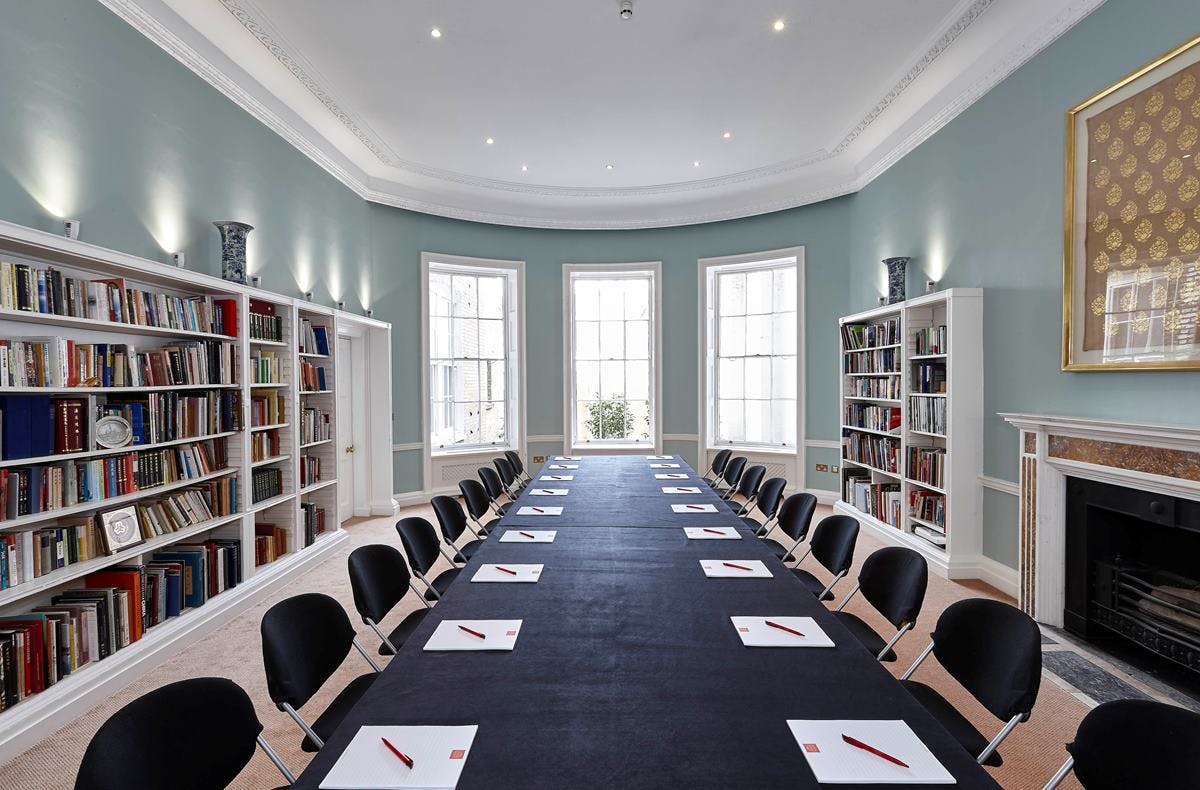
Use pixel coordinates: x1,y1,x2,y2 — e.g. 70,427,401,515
95,415,133,449
98,506,143,554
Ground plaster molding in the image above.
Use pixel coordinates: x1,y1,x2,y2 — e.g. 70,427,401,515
980,474,1020,496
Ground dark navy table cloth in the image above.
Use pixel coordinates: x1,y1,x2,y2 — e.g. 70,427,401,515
291,454,998,789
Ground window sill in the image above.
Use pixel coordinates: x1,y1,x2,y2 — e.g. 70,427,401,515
706,444,799,457
432,445,515,459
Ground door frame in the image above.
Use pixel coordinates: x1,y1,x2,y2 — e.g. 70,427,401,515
337,323,371,518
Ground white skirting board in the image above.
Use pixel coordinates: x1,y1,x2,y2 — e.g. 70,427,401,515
0,529,349,763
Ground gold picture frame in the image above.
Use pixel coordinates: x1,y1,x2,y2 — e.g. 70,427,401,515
1063,33,1200,371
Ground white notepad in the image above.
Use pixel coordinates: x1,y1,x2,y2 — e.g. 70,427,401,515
471,563,543,583
499,529,556,543
672,503,717,513
548,463,579,469
516,506,562,516
700,560,773,578
662,486,702,494
423,620,523,651
650,463,681,468
553,455,581,460
646,454,674,460
730,616,835,648
786,720,955,785
540,474,574,481
528,488,568,496
684,527,741,540
319,725,478,790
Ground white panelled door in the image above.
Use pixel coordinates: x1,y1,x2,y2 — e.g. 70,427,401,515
337,335,355,516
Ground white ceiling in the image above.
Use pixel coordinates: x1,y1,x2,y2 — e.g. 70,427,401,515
102,0,1104,228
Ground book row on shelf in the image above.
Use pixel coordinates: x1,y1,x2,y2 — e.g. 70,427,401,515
300,407,333,444
299,455,322,488
299,360,328,392
846,376,901,400
843,348,899,374
840,318,899,350
0,260,238,337
251,467,283,505
843,470,901,529
248,301,283,342
843,403,900,434
0,338,237,389
914,325,948,356
907,446,946,489
250,391,286,427
843,432,899,474
0,396,85,457
250,350,283,385
298,319,330,356
910,490,946,531
250,430,281,463
301,501,326,547
254,523,288,566
0,539,242,712
0,440,227,521
909,396,947,435
912,362,947,394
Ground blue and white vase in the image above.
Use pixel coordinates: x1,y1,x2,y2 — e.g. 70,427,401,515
213,221,253,285
883,257,909,304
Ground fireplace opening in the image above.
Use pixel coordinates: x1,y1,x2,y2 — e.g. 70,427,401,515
1064,477,1200,695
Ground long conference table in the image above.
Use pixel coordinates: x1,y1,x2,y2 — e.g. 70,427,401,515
293,455,998,788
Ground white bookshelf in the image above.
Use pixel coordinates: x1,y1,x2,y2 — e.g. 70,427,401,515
834,288,983,580
0,220,396,760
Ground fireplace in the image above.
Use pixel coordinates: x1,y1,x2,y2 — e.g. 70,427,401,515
1064,477,1200,679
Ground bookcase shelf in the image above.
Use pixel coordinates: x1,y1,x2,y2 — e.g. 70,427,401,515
251,454,290,468
836,289,983,579
0,383,240,394
249,421,289,432
0,431,239,469
0,307,237,342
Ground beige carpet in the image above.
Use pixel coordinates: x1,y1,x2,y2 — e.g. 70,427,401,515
0,504,1087,789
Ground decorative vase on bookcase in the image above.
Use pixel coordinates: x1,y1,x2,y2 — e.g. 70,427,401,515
883,257,909,304
213,221,253,284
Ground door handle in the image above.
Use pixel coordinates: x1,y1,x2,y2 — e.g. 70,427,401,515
345,445,355,453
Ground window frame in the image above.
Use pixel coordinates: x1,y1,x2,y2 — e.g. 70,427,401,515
562,262,663,453
698,247,805,456
420,252,525,467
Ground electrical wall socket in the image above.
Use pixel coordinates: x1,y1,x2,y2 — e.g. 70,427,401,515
814,463,829,473
532,455,546,463
831,465,839,473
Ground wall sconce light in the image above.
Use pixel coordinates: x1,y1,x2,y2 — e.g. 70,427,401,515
64,220,80,240
877,296,887,307
250,275,261,288
304,291,314,302
364,308,373,318
336,300,345,311
925,279,936,294
172,252,186,268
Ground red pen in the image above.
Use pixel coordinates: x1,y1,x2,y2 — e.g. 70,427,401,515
703,528,726,535
381,737,414,768
723,562,753,571
495,565,518,575
457,624,487,639
765,619,805,637
519,531,536,539
841,734,910,768
687,504,708,510
532,506,545,513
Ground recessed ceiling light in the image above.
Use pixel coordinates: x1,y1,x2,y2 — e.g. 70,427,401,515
606,164,614,170
485,137,494,145
723,131,732,139
773,19,785,32
692,161,701,167
430,27,442,38
521,164,528,172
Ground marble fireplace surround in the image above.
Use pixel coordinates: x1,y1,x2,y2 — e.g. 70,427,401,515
1000,413,1200,627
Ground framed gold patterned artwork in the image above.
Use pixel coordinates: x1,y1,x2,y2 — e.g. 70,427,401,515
1064,34,1200,370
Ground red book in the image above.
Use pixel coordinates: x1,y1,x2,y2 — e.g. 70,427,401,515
85,569,144,642
214,298,239,337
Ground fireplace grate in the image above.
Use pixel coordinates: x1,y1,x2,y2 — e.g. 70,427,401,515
1091,560,1200,674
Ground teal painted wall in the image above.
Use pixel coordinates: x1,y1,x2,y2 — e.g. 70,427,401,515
847,0,1200,566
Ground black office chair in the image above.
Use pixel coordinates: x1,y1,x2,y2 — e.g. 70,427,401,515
431,495,484,563
504,450,532,484
715,456,747,496
260,592,381,752
727,463,766,506
1044,699,1200,789
900,598,1041,767
702,448,733,485
791,514,858,601
396,516,460,600
459,479,500,536
761,492,817,563
741,476,787,534
832,546,928,662
348,544,433,656
478,467,513,515
494,456,525,495
74,677,295,790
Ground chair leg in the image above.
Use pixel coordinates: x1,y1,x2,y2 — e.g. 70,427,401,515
352,638,384,672
415,570,440,600
875,623,913,661
817,569,847,600
282,703,324,750
900,640,935,680
256,734,296,784
409,580,435,607
834,582,861,612
367,618,398,655
977,713,1023,765
1042,757,1074,790
438,545,465,566
789,544,812,566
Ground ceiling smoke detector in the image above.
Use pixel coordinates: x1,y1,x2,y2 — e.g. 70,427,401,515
619,1,633,20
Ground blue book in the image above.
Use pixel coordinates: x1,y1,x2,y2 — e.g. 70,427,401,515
28,395,52,458
151,550,206,608
28,469,43,514
0,396,33,460
164,571,182,617
105,457,116,497
129,403,145,445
